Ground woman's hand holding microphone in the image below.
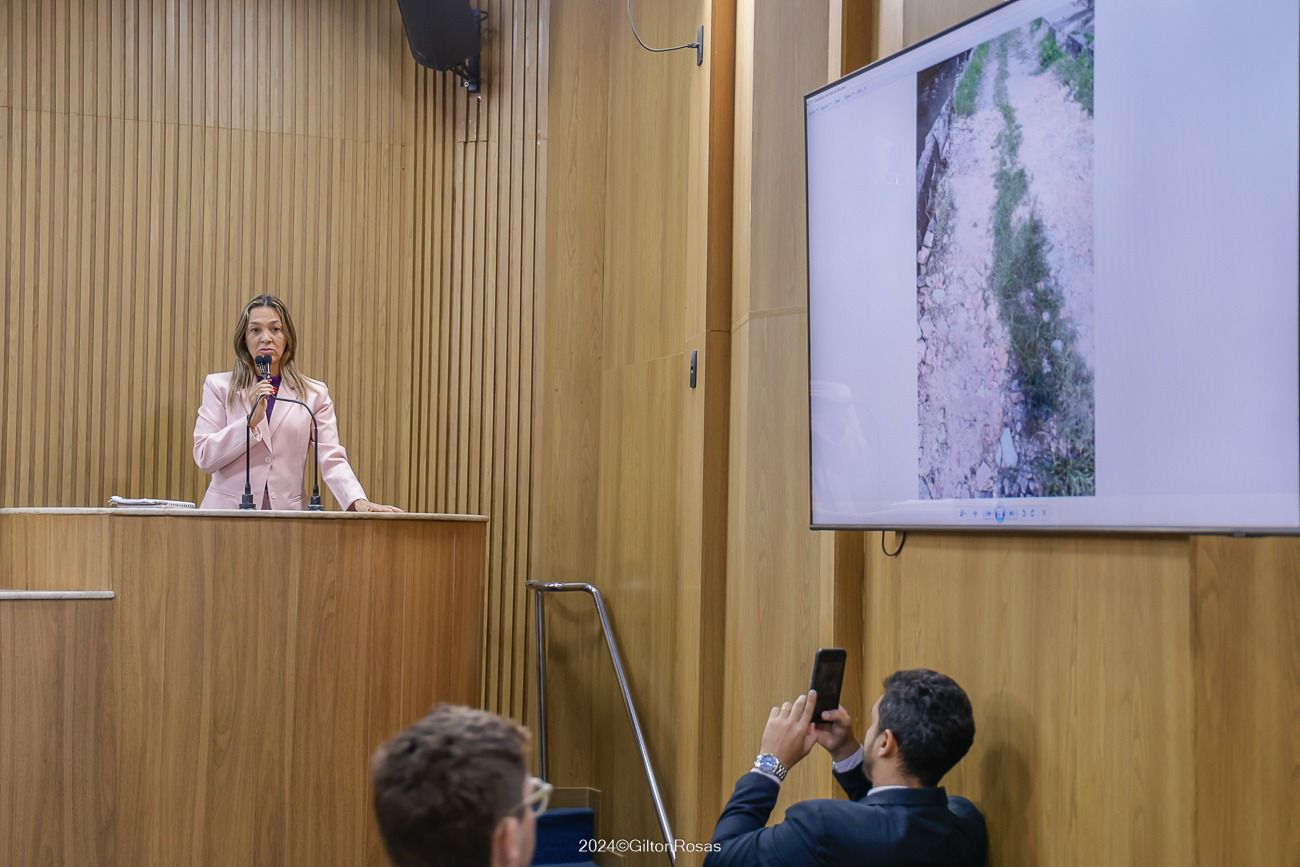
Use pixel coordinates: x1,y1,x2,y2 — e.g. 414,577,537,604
247,378,276,429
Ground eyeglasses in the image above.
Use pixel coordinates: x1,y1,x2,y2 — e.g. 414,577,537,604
515,776,553,816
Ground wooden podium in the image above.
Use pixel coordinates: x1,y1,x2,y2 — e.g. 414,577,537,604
0,508,486,866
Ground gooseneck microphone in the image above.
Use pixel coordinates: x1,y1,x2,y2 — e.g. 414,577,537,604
239,355,275,510
271,396,326,511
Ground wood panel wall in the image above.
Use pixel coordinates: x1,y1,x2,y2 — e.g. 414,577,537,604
533,0,734,854
1190,536,1300,866
531,0,610,807
902,0,998,53
719,3,1299,866
863,534,1197,865
0,597,116,864
857,534,1300,866
540,2,1297,862
0,0,548,719
724,0,858,819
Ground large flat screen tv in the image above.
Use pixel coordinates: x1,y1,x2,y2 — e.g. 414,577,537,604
805,0,1299,533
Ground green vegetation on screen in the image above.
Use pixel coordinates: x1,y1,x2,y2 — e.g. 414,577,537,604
988,32,1095,496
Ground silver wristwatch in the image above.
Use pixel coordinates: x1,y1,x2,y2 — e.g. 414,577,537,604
753,753,789,782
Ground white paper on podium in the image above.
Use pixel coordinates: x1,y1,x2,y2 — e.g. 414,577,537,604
108,496,197,509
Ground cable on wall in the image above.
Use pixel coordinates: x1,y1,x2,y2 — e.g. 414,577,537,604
882,531,908,558
626,0,704,66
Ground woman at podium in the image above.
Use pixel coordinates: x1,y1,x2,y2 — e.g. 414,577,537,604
192,294,401,512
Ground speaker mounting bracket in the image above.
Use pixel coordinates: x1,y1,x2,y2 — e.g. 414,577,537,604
452,52,481,93
451,9,486,93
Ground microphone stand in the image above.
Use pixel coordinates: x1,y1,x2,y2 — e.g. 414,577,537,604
240,394,270,510
241,356,275,510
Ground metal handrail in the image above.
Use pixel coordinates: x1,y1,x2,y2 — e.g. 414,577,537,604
527,581,676,865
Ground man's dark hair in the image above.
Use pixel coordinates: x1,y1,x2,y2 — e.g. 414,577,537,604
372,704,529,867
877,669,975,786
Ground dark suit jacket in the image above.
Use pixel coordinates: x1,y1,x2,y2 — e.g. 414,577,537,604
704,765,987,866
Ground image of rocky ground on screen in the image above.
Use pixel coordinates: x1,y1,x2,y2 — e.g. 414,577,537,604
913,0,1095,499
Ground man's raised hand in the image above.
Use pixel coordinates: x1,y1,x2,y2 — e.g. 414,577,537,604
759,690,819,771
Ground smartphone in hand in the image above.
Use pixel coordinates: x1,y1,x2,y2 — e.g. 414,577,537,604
810,648,847,726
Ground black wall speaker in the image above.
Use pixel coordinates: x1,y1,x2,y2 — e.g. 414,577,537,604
395,0,481,74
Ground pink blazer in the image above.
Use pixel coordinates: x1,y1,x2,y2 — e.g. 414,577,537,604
193,372,367,511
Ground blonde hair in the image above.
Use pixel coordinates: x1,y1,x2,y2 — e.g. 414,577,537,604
228,294,313,406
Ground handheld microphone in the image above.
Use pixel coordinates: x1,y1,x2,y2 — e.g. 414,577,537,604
256,353,277,416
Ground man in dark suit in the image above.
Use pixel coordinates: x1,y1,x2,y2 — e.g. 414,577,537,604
705,668,987,866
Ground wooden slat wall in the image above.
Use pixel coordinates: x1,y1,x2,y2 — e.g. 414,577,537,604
405,0,547,718
0,0,548,719
0,0,413,512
